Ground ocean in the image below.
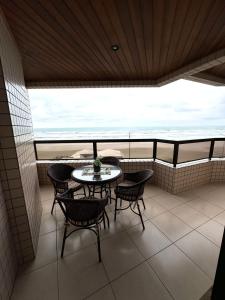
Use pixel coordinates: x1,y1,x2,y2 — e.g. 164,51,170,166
34,126,225,140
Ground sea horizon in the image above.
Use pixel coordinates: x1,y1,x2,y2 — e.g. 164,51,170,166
33,126,225,140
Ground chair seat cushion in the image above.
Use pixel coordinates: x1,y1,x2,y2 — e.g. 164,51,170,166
118,180,136,188
67,180,83,191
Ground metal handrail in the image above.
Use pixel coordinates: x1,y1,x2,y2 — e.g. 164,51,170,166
33,137,225,167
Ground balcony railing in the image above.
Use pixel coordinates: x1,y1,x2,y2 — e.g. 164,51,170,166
34,137,225,167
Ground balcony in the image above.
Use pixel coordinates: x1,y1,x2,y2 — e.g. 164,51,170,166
11,182,225,299
1,1,225,299
8,137,224,299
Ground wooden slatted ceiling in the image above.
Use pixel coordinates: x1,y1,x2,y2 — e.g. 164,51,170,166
0,0,225,86
202,63,225,79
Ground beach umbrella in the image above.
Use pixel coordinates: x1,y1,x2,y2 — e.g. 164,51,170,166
98,149,123,158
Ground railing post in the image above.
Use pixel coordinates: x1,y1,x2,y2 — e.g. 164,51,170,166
153,141,157,160
34,141,38,160
93,142,97,159
209,140,215,160
173,142,179,167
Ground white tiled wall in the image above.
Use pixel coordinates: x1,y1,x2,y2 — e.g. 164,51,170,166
0,8,42,297
37,159,225,195
0,180,17,300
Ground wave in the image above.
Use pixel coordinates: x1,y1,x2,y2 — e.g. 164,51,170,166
34,127,225,140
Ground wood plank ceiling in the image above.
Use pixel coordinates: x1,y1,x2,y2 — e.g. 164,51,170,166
0,0,225,87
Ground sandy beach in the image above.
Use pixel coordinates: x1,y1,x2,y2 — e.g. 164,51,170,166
35,140,221,164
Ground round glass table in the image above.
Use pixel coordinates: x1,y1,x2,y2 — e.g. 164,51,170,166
71,164,122,197
71,164,122,185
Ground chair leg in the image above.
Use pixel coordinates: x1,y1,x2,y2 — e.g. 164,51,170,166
103,213,106,229
141,197,146,210
51,199,55,215
83,186,86,197
96,223,102,262
137,202,145,230
104,210,110,228
61,225,68,257
114,197,118,221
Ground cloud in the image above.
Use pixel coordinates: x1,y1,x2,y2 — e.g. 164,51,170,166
28,79,225,129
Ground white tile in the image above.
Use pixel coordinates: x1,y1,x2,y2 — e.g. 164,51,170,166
58,245,108,300
11,263,58,300
149,245,212,300
102,232,144,280
86,285,115,300
112,262,172,300
152,211,192,242
171,204,209,228
197,220,224,247
176,231,220,279
188,199,224,218
127,221,171,258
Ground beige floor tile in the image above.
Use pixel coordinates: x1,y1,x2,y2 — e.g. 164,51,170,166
197,220,224,247
127,220,171,258
39,213,57,236
41,199,54,215
205,190,225,209
151,211,192,242
86,285,115,300
57,227,96,258
187,198,224,218
213,211,225,226
22,231,57,274
176,231,220,279
171,204,209,228
177,190,200,202
143,199,167,219
101,232,144,280
153,194,184,210
58,245,108,300
192,185,216,197
112,262,173,300
115,207,147,230
149,245,212,300
11,263,58,300
99,212,126,240
40,185,54,202
144,184,165,197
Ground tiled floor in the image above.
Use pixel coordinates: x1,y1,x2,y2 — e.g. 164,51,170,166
11,183,225,300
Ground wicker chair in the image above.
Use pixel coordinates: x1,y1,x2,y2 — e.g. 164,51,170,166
114,169,154,230
56,190,109,262
100,156,120,167
99,156,120,201
47,163,86,214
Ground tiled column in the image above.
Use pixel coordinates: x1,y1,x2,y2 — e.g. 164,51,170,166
0,180,17,299
0,8,42,268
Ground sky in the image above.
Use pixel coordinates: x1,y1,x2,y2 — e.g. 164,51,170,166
28,79,225,129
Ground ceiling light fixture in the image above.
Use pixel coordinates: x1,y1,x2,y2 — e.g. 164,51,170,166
111,44,119,51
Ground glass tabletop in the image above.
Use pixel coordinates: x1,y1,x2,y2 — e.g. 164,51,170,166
71,164,122,185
